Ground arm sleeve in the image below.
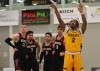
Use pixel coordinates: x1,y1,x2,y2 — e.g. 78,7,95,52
5,37,16,48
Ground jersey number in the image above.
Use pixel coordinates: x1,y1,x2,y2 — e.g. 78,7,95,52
72,38,75,43
56,45,59,50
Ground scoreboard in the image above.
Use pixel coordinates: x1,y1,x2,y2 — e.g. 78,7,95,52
22,9,50,25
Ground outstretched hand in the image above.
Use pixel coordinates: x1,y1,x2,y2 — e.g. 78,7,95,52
14,48,18,53
78,3,84,14
50,4,57,10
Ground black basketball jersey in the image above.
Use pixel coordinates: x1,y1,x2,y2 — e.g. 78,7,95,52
42,42,53,56
14,33,27,50
53,36,65,56
26,40,38,59
40,42,53,63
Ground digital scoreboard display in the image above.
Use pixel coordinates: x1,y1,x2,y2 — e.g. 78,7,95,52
22,9,50,25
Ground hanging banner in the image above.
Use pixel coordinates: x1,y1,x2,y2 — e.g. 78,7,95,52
53,8,82,24
0,10,19,26
87,6,100,23
22,9,50,25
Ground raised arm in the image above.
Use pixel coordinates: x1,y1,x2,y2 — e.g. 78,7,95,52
5,34,19,52
50,4,65,30
78,3,87,34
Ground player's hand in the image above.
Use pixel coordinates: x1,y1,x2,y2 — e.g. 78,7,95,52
50,4,57,10
14,48,18,52
39,63,42,70
52,51,55,55
60,52,65,56
25,55,29,59
78,3,84,14
13,48,18,53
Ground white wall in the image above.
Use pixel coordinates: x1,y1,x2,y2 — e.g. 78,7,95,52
82,24,100,71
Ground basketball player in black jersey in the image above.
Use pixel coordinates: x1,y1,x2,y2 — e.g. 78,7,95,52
40,32,54,71
5,25,28,71
25,31,40,71
53,25,65,71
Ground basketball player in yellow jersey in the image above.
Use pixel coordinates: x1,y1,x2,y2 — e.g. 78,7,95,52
50,3,87,71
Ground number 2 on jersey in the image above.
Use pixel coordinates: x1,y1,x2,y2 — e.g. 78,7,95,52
72,38,75,43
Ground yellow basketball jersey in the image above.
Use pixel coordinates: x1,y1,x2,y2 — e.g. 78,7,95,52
64,29,82,52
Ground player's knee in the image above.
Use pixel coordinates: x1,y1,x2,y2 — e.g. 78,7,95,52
16,70,22,71
63,68,67,71
80,68,84,71
63,68,72,71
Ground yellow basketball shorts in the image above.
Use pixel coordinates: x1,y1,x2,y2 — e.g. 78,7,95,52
63,53,84,71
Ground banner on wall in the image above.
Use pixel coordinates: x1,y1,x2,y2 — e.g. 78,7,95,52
87,6,100,23
0,10,19,26
53,8,82,24
22,9,50,25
